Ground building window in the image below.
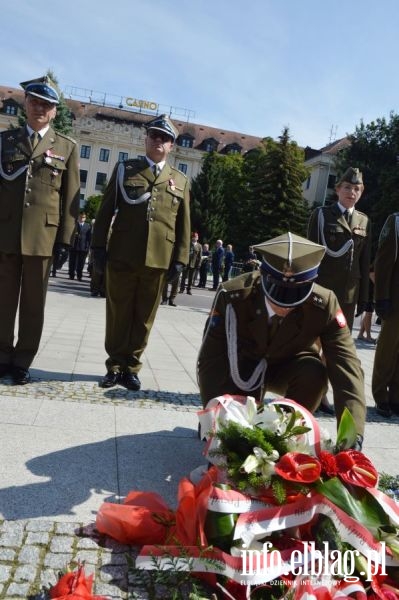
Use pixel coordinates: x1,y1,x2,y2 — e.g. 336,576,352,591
178,136,194,148
137,154,145,160
79,193,85,206
306,176,311,190
5,104,17,115
99,148,110,162
80,169,88,188
118,151,129,162
204,142,214,152
178,163,188,174
327,174,337,189
95,172,107,190
80,145,91,159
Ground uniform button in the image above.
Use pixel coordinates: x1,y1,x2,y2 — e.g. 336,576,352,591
25,202,30,207
151,207,155,211
28,174,33,179
149,217,154,222
30,160,34,165
26,188,31,193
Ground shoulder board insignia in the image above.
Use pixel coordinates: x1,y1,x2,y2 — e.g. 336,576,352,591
170,165,187,179
55,132,77,144
311,293,324,307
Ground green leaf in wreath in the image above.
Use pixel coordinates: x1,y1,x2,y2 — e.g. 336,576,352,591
335,408,357,451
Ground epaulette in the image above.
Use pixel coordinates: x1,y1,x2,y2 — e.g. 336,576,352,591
222,271,259,300
170,164,188,179
309,291,326,308
354,208,368,218
55,131,77,144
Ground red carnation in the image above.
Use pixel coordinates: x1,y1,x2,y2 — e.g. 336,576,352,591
318,450,338,477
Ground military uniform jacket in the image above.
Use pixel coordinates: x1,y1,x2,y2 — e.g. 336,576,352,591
374,213,399,311
188,241,202,269
308,203,371,305
197,271,366,433
92,158,190,269
0,126,80,256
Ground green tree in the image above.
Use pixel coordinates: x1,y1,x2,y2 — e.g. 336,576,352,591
17,70,73,135
84,194,104,220
337,113,399,254
242,127,310,246
191,152,243,244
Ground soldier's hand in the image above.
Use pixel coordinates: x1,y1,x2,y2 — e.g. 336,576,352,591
92,247,107,276
167,261,184,283
52,243,69,270
375,299,392,320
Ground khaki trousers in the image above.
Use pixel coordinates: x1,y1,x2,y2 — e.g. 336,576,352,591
0,253,52,368
105,261,166,373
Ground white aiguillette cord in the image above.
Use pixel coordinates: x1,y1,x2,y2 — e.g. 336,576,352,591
225,303,267,391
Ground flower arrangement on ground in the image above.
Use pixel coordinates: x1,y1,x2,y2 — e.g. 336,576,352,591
96,395,399,599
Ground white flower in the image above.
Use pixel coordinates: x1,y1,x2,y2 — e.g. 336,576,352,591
241,446,279,479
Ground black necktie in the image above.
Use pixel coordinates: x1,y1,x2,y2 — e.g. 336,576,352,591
153,164,160,178
343,210,351,225
268,315,281,340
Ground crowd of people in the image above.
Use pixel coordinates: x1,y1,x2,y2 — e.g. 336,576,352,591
2,74,399,446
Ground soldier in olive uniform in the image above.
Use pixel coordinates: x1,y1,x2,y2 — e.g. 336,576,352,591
179,232,202,294
372,214,399,417
308,167,371,332
92,114,190,391
197,232,366,446
0,78,80,384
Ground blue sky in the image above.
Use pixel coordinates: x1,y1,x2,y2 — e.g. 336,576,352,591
3,0,399,149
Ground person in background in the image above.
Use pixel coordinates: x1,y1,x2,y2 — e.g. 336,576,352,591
91,114,190,391
197,243,210,288
242,245,260,273
68,211,92,281
179,232,202,295
357,267,376,344
0,76,79,385
308,167,371,415
198,232,366,449
222,244,235,282
308,167,371,332
161,273,179,307
211,239,224,290
372,214,399,417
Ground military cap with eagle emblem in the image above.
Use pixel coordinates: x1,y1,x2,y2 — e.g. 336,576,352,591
20,75,59,105
254,232,326,307
144,114,179,142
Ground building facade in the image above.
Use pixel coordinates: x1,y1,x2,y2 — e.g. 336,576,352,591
0,85,262,206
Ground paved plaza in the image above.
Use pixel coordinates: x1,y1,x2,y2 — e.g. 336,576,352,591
0,271,397,598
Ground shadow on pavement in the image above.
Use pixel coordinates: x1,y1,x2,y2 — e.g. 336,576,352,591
0,428,203,520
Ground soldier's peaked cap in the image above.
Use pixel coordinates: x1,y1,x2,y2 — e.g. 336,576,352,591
20,76,59,105
254,232,325,307
145,114,178,141
337,167,363,186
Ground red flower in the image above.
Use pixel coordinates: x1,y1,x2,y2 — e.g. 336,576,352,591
370,566,399,599
335,449,378,488
49,564,107,599
318,450,338,477
275,452,321,483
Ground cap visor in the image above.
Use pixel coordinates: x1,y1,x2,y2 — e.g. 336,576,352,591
261,275,314,307
27,91,58,104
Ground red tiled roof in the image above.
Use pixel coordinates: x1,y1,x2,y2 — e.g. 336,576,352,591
0,85,262,154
